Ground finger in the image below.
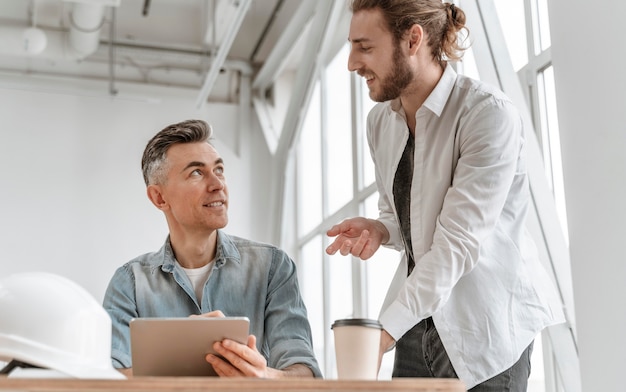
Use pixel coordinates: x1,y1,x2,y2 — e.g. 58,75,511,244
339,239,353,256
359,246,376,260
193,310,225,318
325,238,344,255
349,229,370,258
326,224,341,237
206,353,241,377
360,233,383,260
222,338,265,368
325,244,337,255
247,335,257,351
212,341,249,375
326,235,353,255
214,339,266,376
327,219,356,237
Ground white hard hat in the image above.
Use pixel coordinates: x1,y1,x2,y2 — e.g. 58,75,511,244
0,272,124,379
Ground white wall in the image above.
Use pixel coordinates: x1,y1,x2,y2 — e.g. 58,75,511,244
0,77,273,303
548,1,626,391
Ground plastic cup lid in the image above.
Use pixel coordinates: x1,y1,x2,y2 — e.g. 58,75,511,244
331,318,382,329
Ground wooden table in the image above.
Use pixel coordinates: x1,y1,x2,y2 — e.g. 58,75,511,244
0,377,465,392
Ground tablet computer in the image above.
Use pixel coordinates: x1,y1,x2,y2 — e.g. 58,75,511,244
130,316,250,376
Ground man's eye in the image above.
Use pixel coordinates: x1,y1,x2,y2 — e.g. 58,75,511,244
191,169,202,176
215,166,225,175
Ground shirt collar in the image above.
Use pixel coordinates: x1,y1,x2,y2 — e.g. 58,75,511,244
159,229,241,272
214,230,242,267
388,63,458,117
423,63,457,116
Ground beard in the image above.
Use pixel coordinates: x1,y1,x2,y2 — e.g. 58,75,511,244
369,43,413,102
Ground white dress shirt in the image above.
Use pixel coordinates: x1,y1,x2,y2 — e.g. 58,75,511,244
371,64,565,388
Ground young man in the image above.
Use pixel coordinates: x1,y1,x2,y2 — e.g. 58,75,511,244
103,119,320,378
326,1,564,390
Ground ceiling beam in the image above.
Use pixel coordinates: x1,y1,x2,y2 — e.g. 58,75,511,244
251,1,316,92
251,1,317,154
274,0,342,158
195,0,251,109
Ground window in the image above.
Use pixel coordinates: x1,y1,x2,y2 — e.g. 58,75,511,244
537,66,569,242
494,0,528,71
295,42,389,378
297,83,322,236
299,235,325,370
359,78,376,188
530,0,551,55
324,45,354,216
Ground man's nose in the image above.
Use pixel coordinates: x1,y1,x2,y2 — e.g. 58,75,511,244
207,174,225,191
347,49,360,72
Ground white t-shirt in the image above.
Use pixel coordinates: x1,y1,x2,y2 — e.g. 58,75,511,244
179,260,214,303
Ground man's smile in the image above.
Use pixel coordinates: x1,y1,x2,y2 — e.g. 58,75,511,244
203,200,225,207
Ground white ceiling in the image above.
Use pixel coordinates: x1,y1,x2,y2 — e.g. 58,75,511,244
0,0,308,102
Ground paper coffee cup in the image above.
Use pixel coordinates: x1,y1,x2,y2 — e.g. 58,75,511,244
331,318,382,380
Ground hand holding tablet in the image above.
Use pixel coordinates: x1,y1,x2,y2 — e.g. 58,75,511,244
130,316,250,376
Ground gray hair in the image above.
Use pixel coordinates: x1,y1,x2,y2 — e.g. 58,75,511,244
141,119,213,186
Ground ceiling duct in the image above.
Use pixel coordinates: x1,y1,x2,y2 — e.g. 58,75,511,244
68,1,106,58
0,0,120,60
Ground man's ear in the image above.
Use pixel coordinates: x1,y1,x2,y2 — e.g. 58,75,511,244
147,184,168,210
407,24,424,55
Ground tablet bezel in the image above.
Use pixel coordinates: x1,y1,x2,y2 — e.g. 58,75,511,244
130,316,250,377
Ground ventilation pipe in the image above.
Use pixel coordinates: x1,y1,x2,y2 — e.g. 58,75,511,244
68,1,107,59
0,0,119,60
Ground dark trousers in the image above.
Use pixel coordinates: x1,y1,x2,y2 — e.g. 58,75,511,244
393,317,534,392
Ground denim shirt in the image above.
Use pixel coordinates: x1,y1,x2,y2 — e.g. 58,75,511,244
102,230,321,377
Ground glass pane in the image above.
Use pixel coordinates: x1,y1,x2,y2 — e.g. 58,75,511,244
299,235,326,374
363,193,399,380
297,82,322,235
328,251,353,322
325,44,353,215
494,0,528,71
460,46,480,79
363,193,400,319
527,335,546,392
537,0,551,52
531,0,551,55
360,78,377,188
536,71,553,186
538,66,569,243
327,250,353,380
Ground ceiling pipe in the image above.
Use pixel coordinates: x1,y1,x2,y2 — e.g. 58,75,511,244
0,0,118,60
68,1,107,59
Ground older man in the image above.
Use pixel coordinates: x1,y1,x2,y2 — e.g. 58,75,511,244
103,119,320,378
